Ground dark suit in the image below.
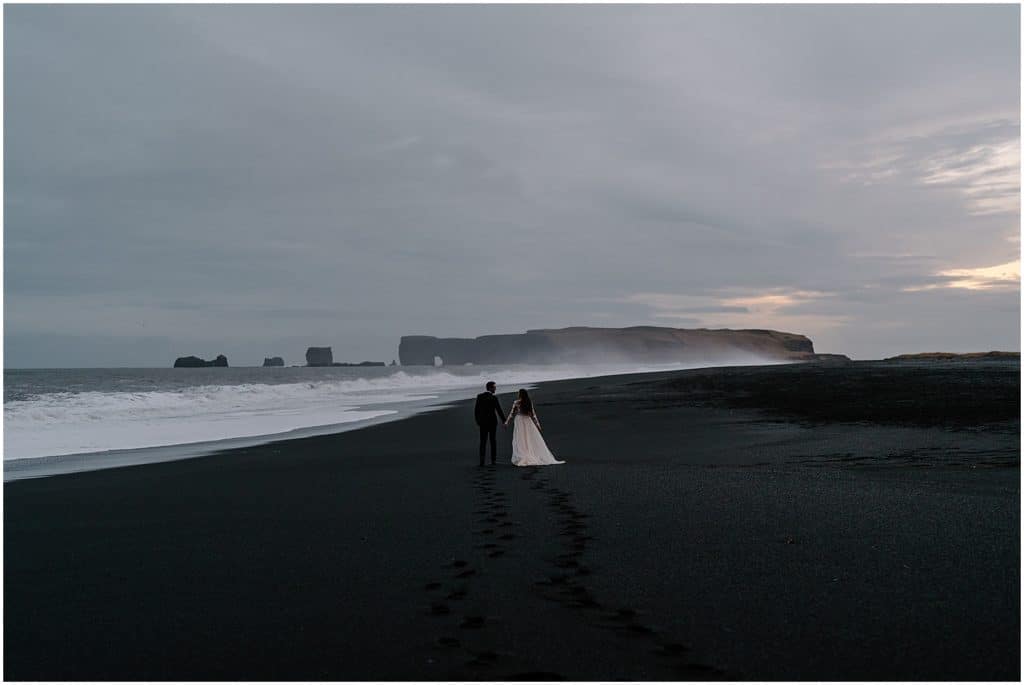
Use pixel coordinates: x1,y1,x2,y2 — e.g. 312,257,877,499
474,391,506,465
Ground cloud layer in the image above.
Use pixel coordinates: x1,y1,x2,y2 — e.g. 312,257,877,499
5,5,1020,366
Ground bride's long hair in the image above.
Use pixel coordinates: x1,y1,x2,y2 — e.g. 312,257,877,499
517,388,534,416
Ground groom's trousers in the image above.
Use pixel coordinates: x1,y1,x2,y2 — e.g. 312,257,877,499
478,424,497,465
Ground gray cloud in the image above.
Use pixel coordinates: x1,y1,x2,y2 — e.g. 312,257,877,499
4,4,1019,366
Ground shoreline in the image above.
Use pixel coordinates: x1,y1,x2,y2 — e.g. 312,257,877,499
4,360,1018,680
3,363,752,481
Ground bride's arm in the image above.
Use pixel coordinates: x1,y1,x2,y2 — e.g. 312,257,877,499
504,400,519,427
532,407,541,431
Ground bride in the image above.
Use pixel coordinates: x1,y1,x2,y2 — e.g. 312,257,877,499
505,388,565,467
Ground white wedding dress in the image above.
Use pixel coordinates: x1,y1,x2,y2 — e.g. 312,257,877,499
508,400,565,467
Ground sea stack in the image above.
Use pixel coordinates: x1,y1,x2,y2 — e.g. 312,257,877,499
305,347,333,367
262,357,285,367
173,354,229,368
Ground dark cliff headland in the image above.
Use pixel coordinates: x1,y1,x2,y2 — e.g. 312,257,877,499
5,359,1017,680
399,326,846,366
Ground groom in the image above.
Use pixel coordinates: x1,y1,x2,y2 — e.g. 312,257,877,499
474,381,507,466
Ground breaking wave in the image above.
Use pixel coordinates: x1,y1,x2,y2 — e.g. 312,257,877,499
3,358,776,478
4,363,697,463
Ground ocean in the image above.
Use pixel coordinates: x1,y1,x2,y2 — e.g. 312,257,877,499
3,362,706,480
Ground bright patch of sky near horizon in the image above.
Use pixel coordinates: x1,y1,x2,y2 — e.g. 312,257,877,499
4,4,1020,367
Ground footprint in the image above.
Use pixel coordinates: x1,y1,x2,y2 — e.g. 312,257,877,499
456,569,477,578
569,597,601,609
562,587,598,607
488,550,505,558
622,623,655,635
428,602,451,616
471,650,499,663
654,642,690,656
451,560,469,568
459,615,486,629
544,574,569,585
424,582,442,590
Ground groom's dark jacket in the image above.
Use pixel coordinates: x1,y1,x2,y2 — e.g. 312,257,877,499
474,392,506,427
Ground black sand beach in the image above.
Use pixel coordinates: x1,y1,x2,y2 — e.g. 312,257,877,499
4,360,1019,680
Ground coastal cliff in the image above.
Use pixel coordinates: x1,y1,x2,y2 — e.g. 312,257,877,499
399,326,839,366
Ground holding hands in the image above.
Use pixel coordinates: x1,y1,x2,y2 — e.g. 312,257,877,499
504,399,518,428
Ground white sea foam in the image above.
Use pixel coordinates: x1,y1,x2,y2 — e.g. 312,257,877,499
3,360,767,475
5,365,633,460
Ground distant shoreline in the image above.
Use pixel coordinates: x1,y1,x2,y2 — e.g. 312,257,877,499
5,349,1021,371
884,350,1020,361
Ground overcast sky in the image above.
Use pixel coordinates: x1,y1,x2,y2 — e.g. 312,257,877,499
5,4,1020,367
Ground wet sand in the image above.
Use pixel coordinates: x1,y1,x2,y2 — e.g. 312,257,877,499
4,360,1019,680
